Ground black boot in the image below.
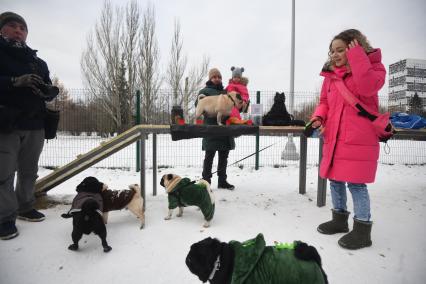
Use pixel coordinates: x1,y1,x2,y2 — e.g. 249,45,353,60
338,219,372,250
218,180,235,190
317,210,350,234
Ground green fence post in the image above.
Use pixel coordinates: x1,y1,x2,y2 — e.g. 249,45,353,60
255,91,260,170
136,90,141,172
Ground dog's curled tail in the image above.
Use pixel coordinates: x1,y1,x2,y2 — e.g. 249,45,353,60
128,184,141,195
197,94,206,101
294,241,328,284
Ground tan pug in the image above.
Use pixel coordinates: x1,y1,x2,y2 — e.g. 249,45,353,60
195,91,244,125
101,184,145,229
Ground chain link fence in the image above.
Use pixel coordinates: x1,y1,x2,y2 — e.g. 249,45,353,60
39,89,425,170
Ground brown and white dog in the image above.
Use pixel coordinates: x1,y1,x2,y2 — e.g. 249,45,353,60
160,173,215,228
101,183,145,229
195,91,244,125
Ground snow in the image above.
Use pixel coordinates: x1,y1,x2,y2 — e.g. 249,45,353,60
1,163,425,284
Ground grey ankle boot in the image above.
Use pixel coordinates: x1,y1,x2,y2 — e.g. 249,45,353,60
338,219,372,250
317,210,350,235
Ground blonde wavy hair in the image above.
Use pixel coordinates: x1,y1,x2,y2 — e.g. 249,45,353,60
323,29,374,71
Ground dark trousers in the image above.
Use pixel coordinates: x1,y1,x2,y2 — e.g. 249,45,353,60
0,130,44,223
202,150,229,182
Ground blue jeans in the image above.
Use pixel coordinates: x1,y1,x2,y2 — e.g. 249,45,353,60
329,180,371,221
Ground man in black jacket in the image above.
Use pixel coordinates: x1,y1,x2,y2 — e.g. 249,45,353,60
0,12,55,240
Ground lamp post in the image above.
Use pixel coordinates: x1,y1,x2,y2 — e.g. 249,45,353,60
282,0,299,161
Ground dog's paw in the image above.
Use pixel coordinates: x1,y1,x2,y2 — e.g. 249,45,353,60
68,244,78,251
176,213,183,217
140,222,145,229
164,216,172,220
103,246,112,253
203,222,210,228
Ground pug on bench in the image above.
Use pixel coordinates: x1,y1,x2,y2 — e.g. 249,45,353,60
195,91,244,125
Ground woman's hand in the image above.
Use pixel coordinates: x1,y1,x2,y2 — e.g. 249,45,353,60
310,117,325,135
311,117,322,128
347,39,359,51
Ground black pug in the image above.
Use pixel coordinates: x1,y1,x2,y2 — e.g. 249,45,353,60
186,233,328,284
61,176,112,253
262,92,305,126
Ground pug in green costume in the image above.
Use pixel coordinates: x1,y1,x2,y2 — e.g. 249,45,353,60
160,174,215,227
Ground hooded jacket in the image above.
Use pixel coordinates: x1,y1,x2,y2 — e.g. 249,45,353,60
229,234,326,284
0,35,51,130
313,46,386,183
226,80,250,119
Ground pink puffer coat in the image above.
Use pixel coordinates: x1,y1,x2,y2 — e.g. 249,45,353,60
226,80,250,119
313,46,386,183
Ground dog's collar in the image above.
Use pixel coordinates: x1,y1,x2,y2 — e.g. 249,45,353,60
208,255,221,281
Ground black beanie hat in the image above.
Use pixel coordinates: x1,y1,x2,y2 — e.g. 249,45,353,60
0,12,27,31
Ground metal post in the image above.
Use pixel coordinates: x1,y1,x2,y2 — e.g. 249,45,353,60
298,134,307,194
282,0,299,161
255,91,260,170
152,133,157,196
136,90,141,172
289,0,295,115
317,138,327,207
140,133,146,210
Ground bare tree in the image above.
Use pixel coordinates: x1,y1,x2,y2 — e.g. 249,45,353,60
50,76,72,111
166,19,187,107
137,3,162,124
166,19,210,120
182,56,209,120
81,0,140,133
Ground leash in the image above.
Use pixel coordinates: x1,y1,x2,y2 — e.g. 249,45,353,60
226,93,241,107
211,142,278,174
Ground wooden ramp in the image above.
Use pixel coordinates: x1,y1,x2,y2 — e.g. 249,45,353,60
35,125,145,195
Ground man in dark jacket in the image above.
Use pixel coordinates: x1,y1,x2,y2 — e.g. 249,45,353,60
0,12,55,240
197,68,235,190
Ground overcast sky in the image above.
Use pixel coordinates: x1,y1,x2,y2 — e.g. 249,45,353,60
2,0,425,96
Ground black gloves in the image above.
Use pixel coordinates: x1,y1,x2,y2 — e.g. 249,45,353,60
11,74,59,101
11,74,43,92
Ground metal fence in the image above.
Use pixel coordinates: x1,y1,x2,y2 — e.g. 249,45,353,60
39,89,426,169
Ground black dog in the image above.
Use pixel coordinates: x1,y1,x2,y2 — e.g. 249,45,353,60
61,177,112,253
262,92,305,126
186,234,328,284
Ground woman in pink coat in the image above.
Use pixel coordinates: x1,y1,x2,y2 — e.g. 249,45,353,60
310,29,386,250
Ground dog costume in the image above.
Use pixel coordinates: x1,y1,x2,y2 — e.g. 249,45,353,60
165,176,215,221
66,177,104,216
101,188,136,211
68,192,104,216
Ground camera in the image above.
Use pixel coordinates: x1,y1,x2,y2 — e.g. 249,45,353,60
38,83,59,101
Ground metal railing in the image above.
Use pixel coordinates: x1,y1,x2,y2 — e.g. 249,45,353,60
41,89,426,169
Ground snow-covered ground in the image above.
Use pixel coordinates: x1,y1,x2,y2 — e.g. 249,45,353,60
1,163,425,284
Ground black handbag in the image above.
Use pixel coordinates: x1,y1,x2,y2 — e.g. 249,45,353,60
44,108,60,139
